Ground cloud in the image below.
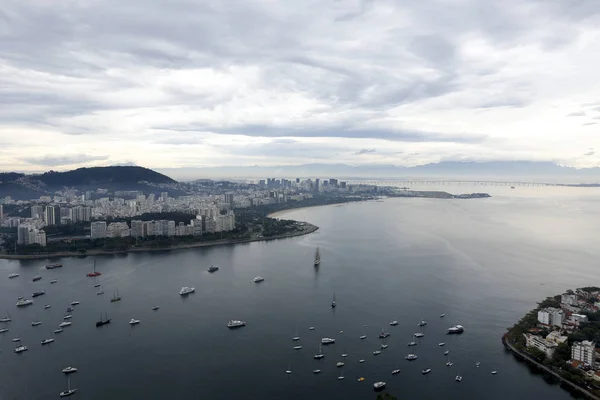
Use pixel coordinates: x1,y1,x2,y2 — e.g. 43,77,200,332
19,154,109,167
567,112,586,117
584,150,595,156
583,122,597,126
355,148,376,155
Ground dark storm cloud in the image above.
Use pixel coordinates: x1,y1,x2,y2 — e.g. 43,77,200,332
19,154,109,167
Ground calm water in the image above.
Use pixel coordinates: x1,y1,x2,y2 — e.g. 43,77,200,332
1,185,599,399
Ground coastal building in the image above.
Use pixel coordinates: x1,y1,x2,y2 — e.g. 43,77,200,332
523,333,558,358
538,308,564,327
0,204,3,221
72,206,92,223
17,224,46,246
91,221,107,239
106,222,130,238
571,340,596,366
569,314,589,326
545,331,568,344
45,205,61,225
17,225,30,245
561,293,577,306
131,220,144,238
31,205,44,219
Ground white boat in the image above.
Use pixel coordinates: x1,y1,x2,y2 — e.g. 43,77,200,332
50,280,57,284
336,361,345,367
179,287,195,295
446,361,454,366
70,301,80,306
14,345,28,353
440,313,446,318
44,305,51,309
379,329,390,339
439,342,445,346
447,325,464,334
152,306,160,311
313,344,324,359
41,338,55,345
309,327,315,330
62,367,78,374
97,291,104,295
12,338,20,342
337,369,344,380
59,321,72,328
331,293,336,309
321,337,335,345
253,276,265,283
227,320,246,328
414,333,424,338
0,328,8,333
373,381,386,390
0,313,11,322
59,375,77,397
359,335,367,340
285,364,292,374
63,315,72,320
31,321,42,326
455,375,463,382
314,248,321,266
422,368,432,375
293,345,302,350
491,370,498,375
373,350,381,355
54,329,63,334
444,350,450,355
407,341,417,346
476,362,481,367
313,369,321,374
16,299,33,307
358,359,365,363
418,320,427,327
8,273,19,278
392,369,401,375
380,344,388,349
341,353,348,357
405,354,418,361
129,319,141,325
292,336,300,341
389,320,399,326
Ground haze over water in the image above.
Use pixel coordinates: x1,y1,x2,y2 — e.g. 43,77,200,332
1,184,598,399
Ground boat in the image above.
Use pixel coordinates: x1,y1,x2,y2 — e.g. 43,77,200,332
405,354,418,361
341,353,348,357
45,263,63,269
321,337,335,345
32,291,45,297
32,276,42,282
358,359,365,363
0,328,8,333
313,344,324,359
421,368,432,375
439,342,445,346
292,336,300,341
44,305,51,309
16,299,33,307
8,273,19,278
455,375,463,382
14,345,28,353
59,321,72,328
373,350,381,355
444,350,450,356
476,362,480,367
392,369,401,375
12,338,20,342
70,301,80,306
86,260,101,277
373,381,386,391
414,333,424,338
50,280,57,284
253,276,264,283
408,341,417,346
331,293,336,309
446,361,454,366
285,364,292,374
380,344,388,349
447,325,464,334
357,377,365,382
440,313,446,318
309,327,315,330
66,307,74,312
97,291,104,295
491,370,498,375
227,320,246,328
94,283,101,288
379,330,390,339
54,329,63,334
207,265,219,273
360,335,367,340
63,315,72,320
179,287,195,295
62,367,78,374
31,321,42,326
59,375,77,397
418,320,427,327
389,320,398,326
152,306,160,311
110,290,122,302
336,362,344,367
337,369,344,380
293,345,302,350
129,319,141,325
314,248,321,266
41,338,55,345
313,369,321,374
0,313,11,322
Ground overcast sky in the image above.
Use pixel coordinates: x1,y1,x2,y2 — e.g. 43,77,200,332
2,0,600,172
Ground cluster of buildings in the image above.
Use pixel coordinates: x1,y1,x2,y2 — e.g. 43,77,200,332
524,289,600,377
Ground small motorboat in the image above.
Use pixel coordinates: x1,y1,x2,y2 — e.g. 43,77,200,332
41,338,55,345
379,331,391,339
418,320,427,327
358,359,365,363
373,381,386,391
392,369,401,375
8,273,19,278
321,338,335,345
227,320,246,329
359,335,367,340
0,328,8,334
253,276,265,283
97,291,104,295
476,362,481,367
293,346,302,350
129,319,141,325
357,377,365,382
446,361,454,367
308,327,315,330
94,283,101,288
380,344,388,349
373,350,381,355
414,333,424,338
54,329,63,334
31,321,42,326
70,301,80,306
440,313,446,318
152,306,160,311
405,354,418,361
389,320,398,326
63,315,72,320
439,342,445,346
491,370,498,375
292,336,300,341
62,366,78,374
66,307,74,312
44,305,51,309
32,276,42,282
422,368,432,375
12,338,20,342
444,350,450,356
341,353,348,357
447,325,464,334
14,345,28,353
207,265,219,273
408,341,417,346
59,321,72,328
455,375,463,382
50,280,58,284
336,362,344,367
313,369,321,374
32,291,46,297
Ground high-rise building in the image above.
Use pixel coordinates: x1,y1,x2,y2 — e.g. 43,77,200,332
17,225,30,245
572,340,595,365
537,307,564,327
44,206,61,225
340,181,347,189
160,192,169,201
0,204,3,221
31,205,44,219
329,178,338,187
131,220,144,238
72,206,92,223
315,179,320,193
90,221,107,239
224,194,234,207
259,180,266,189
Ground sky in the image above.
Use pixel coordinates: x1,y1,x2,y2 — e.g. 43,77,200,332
2,0,600,172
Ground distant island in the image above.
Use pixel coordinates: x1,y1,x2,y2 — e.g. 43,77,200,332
504,287,600,399
389,190,490,199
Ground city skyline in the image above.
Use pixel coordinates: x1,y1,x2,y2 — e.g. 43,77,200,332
2,1,600,172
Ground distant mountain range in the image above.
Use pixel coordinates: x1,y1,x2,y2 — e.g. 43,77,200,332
0,166,176,200
156,161,600,182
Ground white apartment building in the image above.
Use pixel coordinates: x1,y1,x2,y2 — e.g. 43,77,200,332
546,331,568,344
17,224,46,246
130,220,144,238
572,340,596,365
524,333,558,358
538,308,564,327
91,221,107,239
106,222,130,238
561,293,577,306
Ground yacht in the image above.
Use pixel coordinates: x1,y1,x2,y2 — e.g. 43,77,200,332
358,359,365,363
444,350,450,356
54,329,63,334
227,320,246,328
360,335,367,340
111,290,122,302
373,350,381,355
285,364,292,374
292,336,300,341
70,301,80,306
337,370,344,380
129,319,141,325
389,320,399,326
373,382,386,391
253,276,264,283
96,313,111,327
440,313,446,318
421,368,432,375
439,342,445,346
414,332,424,338
379,330,390,339
491,370,498,375
8,273,19,278
341,353,348,357
32,291,46,297
41,338,55,345
14,345,28,353
152,306,160,311
59,375,77,397
418,320,427,327
380,344,388,349
86,260,101,277
313,344,324,359
12,338,20,342
44,305,51,309
314,248,321,266
0,314,11,322
31,321,42,326
336,362,344,367
313,369,321,374
309,327,315,331
0,328,8,333
407,341,417,346
32,276,42,282
321,337,335,345
405,354,418,361
50,280,57,284
207,265,219,273
447,325,464,334
59,321,72,328
45,263,63,269
62,367,78,374
392,369,401,375
179,287,195,295
455,375,463,382
16,299,33,307
293,345,302,350
63,315,72,320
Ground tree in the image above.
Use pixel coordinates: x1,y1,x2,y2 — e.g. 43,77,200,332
527,346,547,362
552,343,571,366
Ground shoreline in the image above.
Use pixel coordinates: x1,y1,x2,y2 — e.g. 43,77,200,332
0,223,319,261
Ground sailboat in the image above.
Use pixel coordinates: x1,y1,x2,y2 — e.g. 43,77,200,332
292,327,300,341
110,289,121,302
0,311,11,322
314,344,325,359
59,375,77,397
331,293,336,309
96,312,111,327
314,248,321,266
285,363,292,374
337,368,345,380
86,260,101,277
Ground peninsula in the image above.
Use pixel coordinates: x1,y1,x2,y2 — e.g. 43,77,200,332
504,287,600,399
